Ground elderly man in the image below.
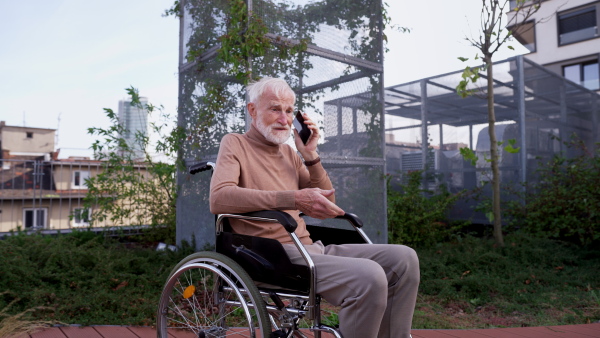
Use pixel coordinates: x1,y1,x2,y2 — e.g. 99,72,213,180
210,77,419,338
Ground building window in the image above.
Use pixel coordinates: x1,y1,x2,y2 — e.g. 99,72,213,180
511,21,536,52
72,208,91,227
26,132,33,138
563,61,600,90
558,6,598,45
72,170,90,189
23,208,47,228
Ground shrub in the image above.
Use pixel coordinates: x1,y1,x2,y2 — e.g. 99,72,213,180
387,171,465,247
0,231,190,326
506,137,600,246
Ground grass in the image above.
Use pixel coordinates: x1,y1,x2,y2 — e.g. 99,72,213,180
0,230,598,331
413,233,600,329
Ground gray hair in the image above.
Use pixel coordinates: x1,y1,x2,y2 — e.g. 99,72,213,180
246,77,296,104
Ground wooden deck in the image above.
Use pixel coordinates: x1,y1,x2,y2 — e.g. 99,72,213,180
11,323,600,338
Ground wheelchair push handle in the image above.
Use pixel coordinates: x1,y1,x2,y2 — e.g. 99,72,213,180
189,161,215,175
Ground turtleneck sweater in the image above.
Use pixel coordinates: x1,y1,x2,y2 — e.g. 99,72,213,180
209,125,334,244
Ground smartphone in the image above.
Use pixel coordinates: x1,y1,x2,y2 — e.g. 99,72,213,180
293,111,311,145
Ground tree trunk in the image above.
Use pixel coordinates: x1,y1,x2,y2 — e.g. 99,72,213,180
485,57,505,247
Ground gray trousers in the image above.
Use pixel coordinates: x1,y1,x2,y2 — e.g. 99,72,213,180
283,242,419,338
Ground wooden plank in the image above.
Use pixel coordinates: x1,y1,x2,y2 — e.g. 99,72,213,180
21,324,600,338
30,327,67,338
409,330,464,338
434,330,499,338
477,327,531,337
92,326,139,338
59,326,103,338
165,328,198,338
546,324,600,337
127,326,156,337
504,326,572,337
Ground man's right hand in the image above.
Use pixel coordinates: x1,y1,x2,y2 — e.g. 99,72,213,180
294,188,345,219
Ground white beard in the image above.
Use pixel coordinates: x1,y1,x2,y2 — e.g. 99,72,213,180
256,119,290,144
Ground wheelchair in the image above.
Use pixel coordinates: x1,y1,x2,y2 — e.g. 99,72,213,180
157,161,373,338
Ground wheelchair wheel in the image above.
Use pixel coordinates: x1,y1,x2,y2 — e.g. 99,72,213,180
157,251,271,338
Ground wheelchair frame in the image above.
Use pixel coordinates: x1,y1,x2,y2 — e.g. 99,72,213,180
157,161,373,338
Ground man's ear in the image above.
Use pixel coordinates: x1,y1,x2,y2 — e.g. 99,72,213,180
247,102,256,119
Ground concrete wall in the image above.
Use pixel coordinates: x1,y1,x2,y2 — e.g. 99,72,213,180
0,125,55,155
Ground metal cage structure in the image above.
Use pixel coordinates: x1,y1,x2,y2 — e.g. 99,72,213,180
175,0,387,249
385,55,600,224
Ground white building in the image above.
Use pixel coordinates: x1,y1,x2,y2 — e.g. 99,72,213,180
509,0,600,92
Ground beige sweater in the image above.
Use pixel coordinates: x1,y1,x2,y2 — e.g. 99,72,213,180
209,126,334,244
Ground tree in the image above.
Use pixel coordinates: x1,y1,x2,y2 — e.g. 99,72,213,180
83,87,183,244
456,0,542,247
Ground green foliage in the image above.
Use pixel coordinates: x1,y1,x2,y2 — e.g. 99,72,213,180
415,233,600,328
3,232,597,329
0,232,191,326
85,87,183,244
172,0,400,158
387,171,464,247
459,147,478,166
456,64,483,98
505,137,600,246
503,138,520,154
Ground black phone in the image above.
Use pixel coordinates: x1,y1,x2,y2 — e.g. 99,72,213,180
293,111,311,145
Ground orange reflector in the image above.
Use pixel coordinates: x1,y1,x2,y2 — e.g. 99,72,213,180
183,285,196,299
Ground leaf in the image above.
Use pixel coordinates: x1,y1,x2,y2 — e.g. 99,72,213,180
505,144,521,154
459,147,478,166
112,281,129,291
458,57,469,62
486,211,494,223
508,45,515,50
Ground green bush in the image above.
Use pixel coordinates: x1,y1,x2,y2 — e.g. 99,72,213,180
415,233,600,328
0,231,191,326
506,138,600,246
387,171,465,247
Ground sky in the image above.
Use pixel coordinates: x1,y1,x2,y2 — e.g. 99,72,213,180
0,0,528,159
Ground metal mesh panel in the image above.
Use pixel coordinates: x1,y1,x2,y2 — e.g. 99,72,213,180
177,0,385,248
385,56,600,224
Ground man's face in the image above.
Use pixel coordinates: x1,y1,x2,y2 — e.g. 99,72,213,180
248,87,295,144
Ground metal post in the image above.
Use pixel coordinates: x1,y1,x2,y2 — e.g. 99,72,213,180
245,0,253,132
469,124,473,150
439,123,444,150
516,56,527,185
420,79,429,189
176,0,187,246
337,101,343,156
559,80,567,153
593,93,599,144
378,0,387,246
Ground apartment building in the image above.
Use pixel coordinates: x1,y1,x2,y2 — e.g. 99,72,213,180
0,121,149,232
509,0,600,92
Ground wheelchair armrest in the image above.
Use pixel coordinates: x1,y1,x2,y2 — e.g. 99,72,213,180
238,210,298,233
335,212,364,228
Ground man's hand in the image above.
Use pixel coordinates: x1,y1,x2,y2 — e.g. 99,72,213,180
294,188,345,219
293,112,319,161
